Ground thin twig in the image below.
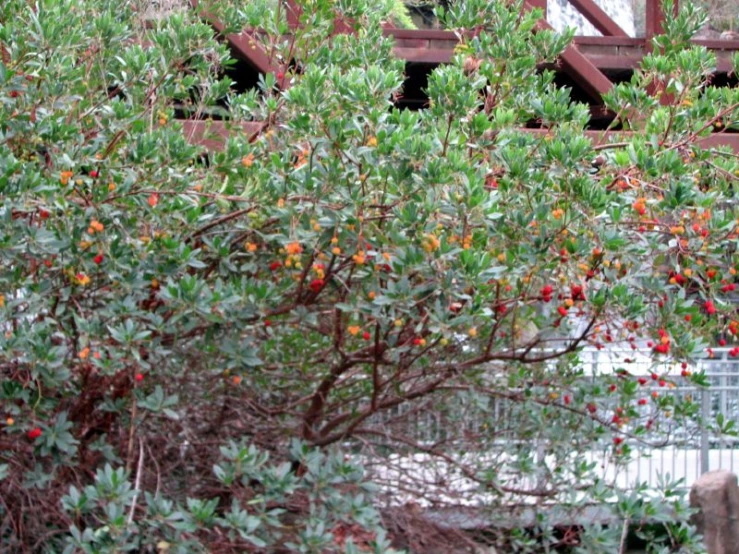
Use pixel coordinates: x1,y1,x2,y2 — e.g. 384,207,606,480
618,517,630,554
127,439,145,525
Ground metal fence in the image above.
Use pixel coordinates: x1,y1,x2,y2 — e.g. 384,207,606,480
365,347,739,496
583,347,739,489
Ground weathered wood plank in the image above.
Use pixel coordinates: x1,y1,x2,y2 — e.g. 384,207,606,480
181,120,739,154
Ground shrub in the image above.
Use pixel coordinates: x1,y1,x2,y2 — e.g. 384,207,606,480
1,0,738,551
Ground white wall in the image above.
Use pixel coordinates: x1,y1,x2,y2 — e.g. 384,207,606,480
547,0,636,37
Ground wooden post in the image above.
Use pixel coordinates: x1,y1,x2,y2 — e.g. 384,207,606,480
645,0,678,105
286,0,300,28
645,0,678,50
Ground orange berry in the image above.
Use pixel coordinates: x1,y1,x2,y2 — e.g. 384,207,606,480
286,242,302,255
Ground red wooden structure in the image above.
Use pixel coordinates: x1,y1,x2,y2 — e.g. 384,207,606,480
188,0,739,151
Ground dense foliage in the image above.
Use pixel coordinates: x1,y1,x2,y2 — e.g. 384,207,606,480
2,0,739,552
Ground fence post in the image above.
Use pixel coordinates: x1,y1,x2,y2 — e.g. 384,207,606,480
701,386,711,474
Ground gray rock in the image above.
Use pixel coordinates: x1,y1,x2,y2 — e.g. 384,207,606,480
689,470,739,554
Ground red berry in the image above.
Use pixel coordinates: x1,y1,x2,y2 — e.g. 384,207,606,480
613,437,623,445
684,314,691,322
90,170,98,178
557,306,568,317
638,377,648,386
719,338,727,347
659,380,666,387
563,395,571,406
586,403,597,414
264,319,272,327
638,398,647,405
269,261,281,271
94,254,104,264
705,300,716,315
362,331,371,341
27,427,42,440
608,384,617,393
38,209,50,219
308,278,324,293
135,373,144,382
651,373,659,380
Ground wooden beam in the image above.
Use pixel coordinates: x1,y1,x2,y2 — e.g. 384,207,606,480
530,18,613,102
558,43,614,101
523,128,739,151
568,0,628,37
391,35,739,74
191,0,275,75
645,0,678,50
181,120,739,153
181,120,265,151
394,47,452,64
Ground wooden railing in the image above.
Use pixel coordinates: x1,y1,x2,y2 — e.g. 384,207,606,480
189,0,739,124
